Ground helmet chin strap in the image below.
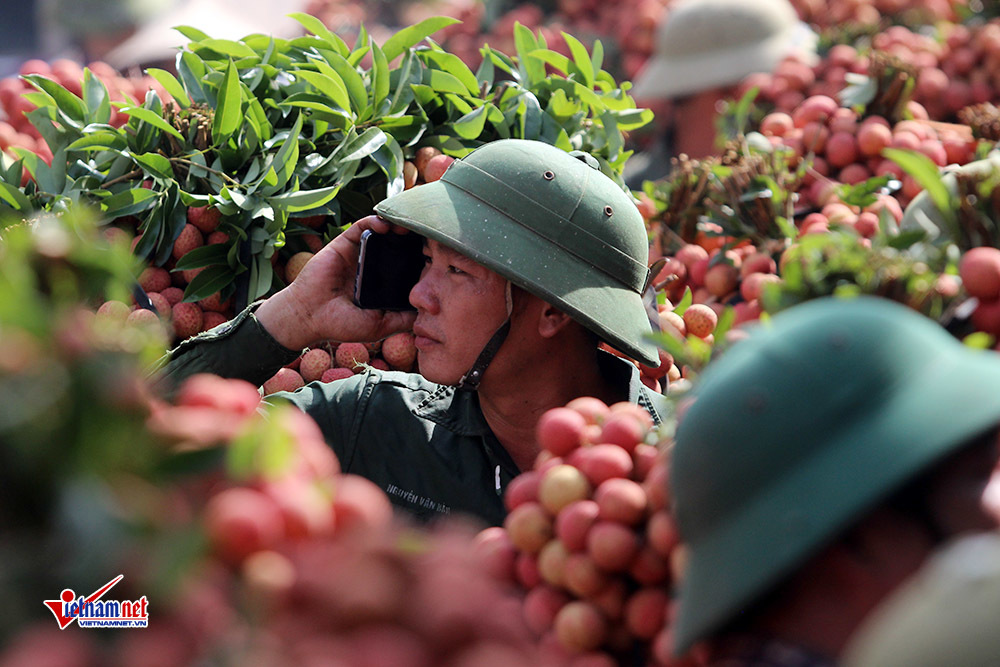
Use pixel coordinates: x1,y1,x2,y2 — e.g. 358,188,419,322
457,282,513,391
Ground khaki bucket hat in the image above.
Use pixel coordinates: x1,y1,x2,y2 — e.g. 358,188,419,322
631,0,818,100
374,139,659,367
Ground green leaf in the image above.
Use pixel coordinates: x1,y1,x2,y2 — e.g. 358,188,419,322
387,49,421,114
0,181,31,210
882,148,952,216
609,108,653,130
341,126,387,161
178,52,210,105
174,243,231,270
117,105,184,140
475,53,495,88
100,188,160,218
546,88,578,119
674,286,693,314
452,103,491,140
518,92,542,140
146,68,191,108
182,265,234,302
131,152,174,180
288,12,349,55
248,254,274,300
213,60,244,146
513,23,545,84
590,39,605,79
174,25,211,42
195,38,258,59
264,114,302,192
371,134,405,198
247,97,272,141
568,80,605,111
66,131,124,153
279,94,353,124
528,49,573,76
562,32,594,86
267,184,342,212
381,16,461,62
324,53,368,114
425,69,470,95
421,51,480,95
294,69,350,112
81,69,111,124
601,111,622,161
370,42,390,113
483,47,517,79
23,74,86,122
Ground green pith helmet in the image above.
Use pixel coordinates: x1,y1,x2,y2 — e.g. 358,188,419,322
670,296,1000,655
374,139,659,367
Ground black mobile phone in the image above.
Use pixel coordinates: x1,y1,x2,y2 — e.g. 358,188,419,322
353,229,425,310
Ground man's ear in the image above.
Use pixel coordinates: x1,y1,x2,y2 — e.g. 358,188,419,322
537,302,574,338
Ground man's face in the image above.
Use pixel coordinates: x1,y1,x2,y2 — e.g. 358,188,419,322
408,239,509,385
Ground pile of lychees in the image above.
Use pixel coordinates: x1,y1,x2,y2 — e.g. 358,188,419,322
476,397,695,666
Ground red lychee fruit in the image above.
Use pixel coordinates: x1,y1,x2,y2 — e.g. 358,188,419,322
682,304,717,338
198,291,232,314
172,224,204,261
171,302,203,340
381,332,417,370
960,247,1000,300
423,154,454,183
96,299,130,321
161,287,184,305
186,205,222,234
321,368,354,382
262,368,305,395
285,252,313,283
300,348,332,383
139,266,171,293
201,311,227,331
335,342,370,371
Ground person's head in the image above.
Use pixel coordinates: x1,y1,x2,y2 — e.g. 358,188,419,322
374,139,660,388
669,296,1000,655
631,0,817,101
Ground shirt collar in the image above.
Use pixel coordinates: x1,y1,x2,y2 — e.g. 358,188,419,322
411,349,659,435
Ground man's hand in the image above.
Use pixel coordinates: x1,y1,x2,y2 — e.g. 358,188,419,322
256,215,418,351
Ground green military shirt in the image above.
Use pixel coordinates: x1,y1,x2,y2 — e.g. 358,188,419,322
158,305,670,526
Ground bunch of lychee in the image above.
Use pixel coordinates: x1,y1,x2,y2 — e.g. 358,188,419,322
262,332,418,394
789,0,965,28
756,94,981,209
477,397,694,665
739,20,1000,125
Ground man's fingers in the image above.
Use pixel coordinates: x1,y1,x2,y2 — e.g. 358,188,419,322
380,310,418,338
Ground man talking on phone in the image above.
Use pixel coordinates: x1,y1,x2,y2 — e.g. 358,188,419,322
158,139,667,525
